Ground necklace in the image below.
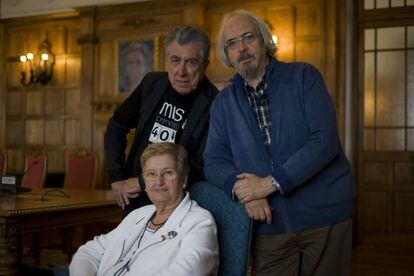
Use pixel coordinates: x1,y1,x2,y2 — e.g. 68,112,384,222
150,218,167,226
150,213,168,226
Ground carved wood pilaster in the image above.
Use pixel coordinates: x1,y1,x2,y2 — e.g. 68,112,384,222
78,7,96,149
0,222,18,275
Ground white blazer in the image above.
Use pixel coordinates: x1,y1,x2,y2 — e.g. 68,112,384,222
69,192,218,276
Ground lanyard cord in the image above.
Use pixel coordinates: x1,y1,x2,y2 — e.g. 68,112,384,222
113,217,152,276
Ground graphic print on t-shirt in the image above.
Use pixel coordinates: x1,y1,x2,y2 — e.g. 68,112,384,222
149,101,186,143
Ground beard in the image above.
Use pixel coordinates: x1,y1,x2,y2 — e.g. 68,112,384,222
235,51,261,80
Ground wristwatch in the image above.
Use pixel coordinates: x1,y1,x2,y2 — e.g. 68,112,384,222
267,175,279,191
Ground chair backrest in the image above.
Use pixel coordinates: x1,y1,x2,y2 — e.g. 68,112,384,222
0,151,6,177
21,151,47,189
188,181,252,276
64,150,97,189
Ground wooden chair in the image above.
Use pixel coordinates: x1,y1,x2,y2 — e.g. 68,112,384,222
18,151,47,262
64,150,97,189
0,150,6,177
21,151,47,190
60,150,97,258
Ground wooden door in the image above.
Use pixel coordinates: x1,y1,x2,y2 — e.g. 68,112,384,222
357,1,414,247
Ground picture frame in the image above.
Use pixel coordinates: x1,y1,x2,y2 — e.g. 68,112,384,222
114,36,161,95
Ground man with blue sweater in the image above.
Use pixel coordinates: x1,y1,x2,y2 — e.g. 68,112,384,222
204,10,356,275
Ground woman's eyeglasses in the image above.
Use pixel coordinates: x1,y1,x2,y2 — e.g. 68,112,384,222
143,168,177,182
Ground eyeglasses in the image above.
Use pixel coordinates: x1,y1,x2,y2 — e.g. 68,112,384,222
225,32,261,51
143,168,177,182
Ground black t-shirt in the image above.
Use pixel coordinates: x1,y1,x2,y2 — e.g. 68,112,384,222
136,85,198,172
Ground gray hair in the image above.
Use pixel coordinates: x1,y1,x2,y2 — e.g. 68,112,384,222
141,142,189,178
216,10,277,67
164,25,210,65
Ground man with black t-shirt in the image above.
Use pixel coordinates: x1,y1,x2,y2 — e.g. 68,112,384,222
104,25,218,216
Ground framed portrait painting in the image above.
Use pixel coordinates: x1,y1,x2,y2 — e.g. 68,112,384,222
115,38,160,94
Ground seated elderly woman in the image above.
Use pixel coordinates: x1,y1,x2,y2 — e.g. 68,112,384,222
69,142,219,275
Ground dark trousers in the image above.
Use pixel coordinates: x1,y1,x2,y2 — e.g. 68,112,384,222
252,219,352,276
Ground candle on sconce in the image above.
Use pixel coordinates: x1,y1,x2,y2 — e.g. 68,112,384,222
41,53,48,71
20,55,27,72
26,52,34,71
19,40,54,85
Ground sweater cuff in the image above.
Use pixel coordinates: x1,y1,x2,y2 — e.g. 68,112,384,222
224,174,238,200
107,169,127,185
272,167,291,195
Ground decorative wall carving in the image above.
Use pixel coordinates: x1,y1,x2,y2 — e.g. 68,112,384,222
77,34,99,45
119,17,161,28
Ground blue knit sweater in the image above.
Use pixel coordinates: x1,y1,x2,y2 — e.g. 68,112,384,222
204,59,356,234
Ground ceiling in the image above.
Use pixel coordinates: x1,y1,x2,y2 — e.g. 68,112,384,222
0,0,149,19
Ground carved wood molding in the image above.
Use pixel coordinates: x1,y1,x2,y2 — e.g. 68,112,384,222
78,34,99,45
92,100,120,114
0,223,17,246
0,222,17,275
119,16,162,28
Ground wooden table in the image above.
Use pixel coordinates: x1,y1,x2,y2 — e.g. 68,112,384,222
0,188,121,275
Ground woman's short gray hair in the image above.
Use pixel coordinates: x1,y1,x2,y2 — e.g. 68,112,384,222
164,25,210,65
216,10,277,67
141,142,189,177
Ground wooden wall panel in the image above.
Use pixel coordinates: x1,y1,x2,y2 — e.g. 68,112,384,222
6,120,24,145
266,6,294,41
47,27,66,55
26,30,43,53
364,129,375,151
25,119,44,145
2,16,82,175
5,149,24,173
25,91,43,116
363,191,389,233
395,163,414,187
67,28,81,54
408,129,414,151
6,92,22,116
296,2,325,74
296,3,322,37
47,149,64,173
66,56,81,85
204,10,235,85
395,193,414,232
364,162,388,187
45,120,63,145
65,119,80,145
97,42,114,97
6,31,27,55
45,89,64,115
296,40,323,71
65,89,81,114
6,62,21,87
51,55,66,85
266,6,295,62
377,129,405,151
277,42,294,62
